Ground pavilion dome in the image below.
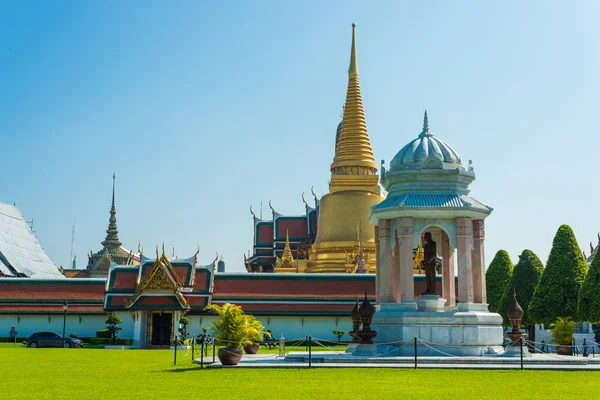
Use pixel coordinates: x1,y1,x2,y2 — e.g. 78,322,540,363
390,111,462,171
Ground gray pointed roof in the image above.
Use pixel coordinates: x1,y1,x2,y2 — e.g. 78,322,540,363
0,202,62,278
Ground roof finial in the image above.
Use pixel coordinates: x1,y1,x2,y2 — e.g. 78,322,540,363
349,23,358,76
423,110,429,131
102,173,122,249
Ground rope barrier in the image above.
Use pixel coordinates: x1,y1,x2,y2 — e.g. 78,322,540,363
416,339,461,358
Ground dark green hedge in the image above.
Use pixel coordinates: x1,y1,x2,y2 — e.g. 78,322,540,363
96,329,110,338
497,250,543,326
529,224,588,325
578,245,600,322
485,250,514,313
88,338,133,346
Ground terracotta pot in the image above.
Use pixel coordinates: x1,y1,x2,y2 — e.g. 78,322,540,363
218,347,243,365
556,344,573,356
244,343,260,354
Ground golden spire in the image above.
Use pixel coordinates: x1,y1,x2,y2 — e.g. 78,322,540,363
282,231,293,260
331,23,378,175
274,230,295,270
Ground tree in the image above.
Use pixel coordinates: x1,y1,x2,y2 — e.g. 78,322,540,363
105,312,122,343
485,250,514,312
178,317,190,338
332,328,346,341
497,250,544,346
578,246,600,322
529,224,588,325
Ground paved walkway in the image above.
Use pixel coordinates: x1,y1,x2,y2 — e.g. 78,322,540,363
195,352,600,371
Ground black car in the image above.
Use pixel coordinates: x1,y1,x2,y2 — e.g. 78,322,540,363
27,332,83,348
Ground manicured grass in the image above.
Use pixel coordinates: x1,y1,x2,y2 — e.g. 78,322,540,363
1,345,599,399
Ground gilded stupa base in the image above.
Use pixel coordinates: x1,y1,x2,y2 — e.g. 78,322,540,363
306,241,376,273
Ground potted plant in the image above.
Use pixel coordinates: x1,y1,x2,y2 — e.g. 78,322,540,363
243,315,268,354
205,303,263,365
550,316,576,355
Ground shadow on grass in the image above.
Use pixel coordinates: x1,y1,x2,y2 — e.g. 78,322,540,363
153,366,206,373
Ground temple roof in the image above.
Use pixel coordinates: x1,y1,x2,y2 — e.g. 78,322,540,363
372,193,491,213
0,202,62,278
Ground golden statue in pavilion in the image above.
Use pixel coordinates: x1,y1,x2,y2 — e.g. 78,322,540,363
306,24,383,273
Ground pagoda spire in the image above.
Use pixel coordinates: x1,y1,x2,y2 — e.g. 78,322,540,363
331,23,378,175
419,110,432,138
282,230,293,260
101,173,122,249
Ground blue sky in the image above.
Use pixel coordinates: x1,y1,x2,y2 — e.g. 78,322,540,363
1,1,599,272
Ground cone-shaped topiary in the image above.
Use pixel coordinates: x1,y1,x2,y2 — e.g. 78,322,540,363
485,250,514,313
578,245,600,322
498,250,543,326
529,224,588,325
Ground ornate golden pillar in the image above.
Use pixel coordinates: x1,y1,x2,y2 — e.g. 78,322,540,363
378,220,391,302
456,217,474,303
398,217,414,303
442,231,456,306
472,220,486,304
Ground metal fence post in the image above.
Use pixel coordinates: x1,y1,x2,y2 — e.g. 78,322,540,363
174,335,178,366
200,334,205,368
308,335,312,369
191,334,195,363
414,337,417,369
212,338,216,363
519,338,523,370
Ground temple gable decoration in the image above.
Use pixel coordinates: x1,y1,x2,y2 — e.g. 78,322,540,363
127,246,190,309
105,244,214,312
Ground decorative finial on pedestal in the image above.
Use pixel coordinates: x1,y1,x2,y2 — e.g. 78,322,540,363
357,288,377,344
506,287,528,347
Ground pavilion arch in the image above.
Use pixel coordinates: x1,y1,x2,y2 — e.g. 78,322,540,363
412,219,457,250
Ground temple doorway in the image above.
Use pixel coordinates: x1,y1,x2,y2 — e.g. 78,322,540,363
150,311,172,347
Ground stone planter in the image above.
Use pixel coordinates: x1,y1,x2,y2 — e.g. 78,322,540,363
218,347,243,365
556,344,573,356
244,343,260,354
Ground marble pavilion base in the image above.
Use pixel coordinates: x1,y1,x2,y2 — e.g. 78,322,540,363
503,344,532,358
345,342,359,353
352,343,378,356
365,298,503,357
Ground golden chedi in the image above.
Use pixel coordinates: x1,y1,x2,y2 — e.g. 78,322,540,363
306,24,382,273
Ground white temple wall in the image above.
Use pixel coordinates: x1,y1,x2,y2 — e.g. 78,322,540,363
1,313,353,343
184,315,353,342
0,313,135,339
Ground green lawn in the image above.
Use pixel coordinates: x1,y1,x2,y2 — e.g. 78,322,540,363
1,345,599,399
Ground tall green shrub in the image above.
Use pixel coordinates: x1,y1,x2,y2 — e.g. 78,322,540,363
485,250,514,312
497,250,543,326
105,312,122,343
578,246,600,322
529,225,588,325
